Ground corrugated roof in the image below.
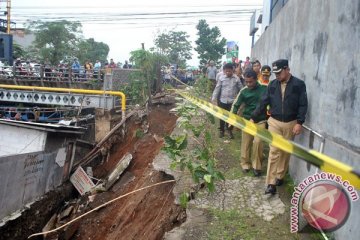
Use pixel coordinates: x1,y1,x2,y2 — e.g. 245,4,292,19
0,119,84,134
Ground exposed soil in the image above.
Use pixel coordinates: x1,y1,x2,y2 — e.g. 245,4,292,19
72,104,185,240
0,103,184,240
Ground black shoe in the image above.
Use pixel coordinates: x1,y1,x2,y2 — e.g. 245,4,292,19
265,184,276,195
275,178,284,186
219,131,224,138
228,130,234,139
242,168,250,173
253,169,261,177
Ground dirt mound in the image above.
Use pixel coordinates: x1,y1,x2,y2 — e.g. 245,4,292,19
72,104,185,240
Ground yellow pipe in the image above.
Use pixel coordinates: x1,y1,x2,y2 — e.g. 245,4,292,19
0,84,126,117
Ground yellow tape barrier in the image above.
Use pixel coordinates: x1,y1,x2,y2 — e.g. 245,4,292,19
177,91,360,189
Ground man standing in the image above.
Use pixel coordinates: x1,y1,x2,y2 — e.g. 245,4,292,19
212,63,243,138
231,69,267,176
206,60,218,91
251,59,308,194
260,65,271,85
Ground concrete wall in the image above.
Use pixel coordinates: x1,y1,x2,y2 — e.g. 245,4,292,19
251,0,360,238
0,151,64,221
0,125,47,157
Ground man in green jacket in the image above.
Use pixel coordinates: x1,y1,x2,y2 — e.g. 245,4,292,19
231,69,267,176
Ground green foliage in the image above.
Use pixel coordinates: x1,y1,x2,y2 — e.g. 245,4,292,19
193,75,213,98
119,71,148,104
76,38,109,64
195,19,227,66
135,129,145,138
207,209,257,240
163,97,223,207
179,192,189,208
26,20,109,65
27,20,82,64
13,43,27,60
154,30,192,68
129,49,168,94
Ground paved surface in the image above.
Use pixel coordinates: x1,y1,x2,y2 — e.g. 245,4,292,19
191,177,285,221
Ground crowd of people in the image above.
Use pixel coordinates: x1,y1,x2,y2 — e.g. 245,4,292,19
208,58,308,195
5,58,133,81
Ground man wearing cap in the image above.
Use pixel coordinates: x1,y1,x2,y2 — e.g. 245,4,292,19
260,65,271,85
206,60,218,91
231,69,267,176
251,59,308,194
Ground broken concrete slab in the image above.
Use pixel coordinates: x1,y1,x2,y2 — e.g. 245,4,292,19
104,153,132,191
111,171,135,193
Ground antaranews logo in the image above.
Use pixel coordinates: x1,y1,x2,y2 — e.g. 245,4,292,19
290,172,359,233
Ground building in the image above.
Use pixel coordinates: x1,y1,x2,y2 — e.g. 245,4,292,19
250,0,360,238
0,120,84,224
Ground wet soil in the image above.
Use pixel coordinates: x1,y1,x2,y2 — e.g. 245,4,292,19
72,104,185,240
0,104,185,240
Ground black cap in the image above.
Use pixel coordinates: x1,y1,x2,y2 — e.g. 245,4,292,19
261,65,271,76
272,59,288,73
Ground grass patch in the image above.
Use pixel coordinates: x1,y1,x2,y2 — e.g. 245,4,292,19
135,129,145,138
206,208,301,240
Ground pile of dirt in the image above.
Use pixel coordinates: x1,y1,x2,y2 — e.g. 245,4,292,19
0,103,185,240
72,104,186,240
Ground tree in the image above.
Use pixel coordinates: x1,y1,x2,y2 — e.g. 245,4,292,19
195,19,227,66
76,38,109,64
13,43,26,60
27,20,82,64
154,30,192,68
130,49,168,94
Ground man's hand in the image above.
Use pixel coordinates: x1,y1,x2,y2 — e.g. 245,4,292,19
249,119,254,123
293,124,302,135
211,100,217,106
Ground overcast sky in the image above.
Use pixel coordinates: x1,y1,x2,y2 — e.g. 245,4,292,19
11,0,262,66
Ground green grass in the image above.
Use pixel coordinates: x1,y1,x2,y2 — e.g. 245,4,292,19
206,208,301,240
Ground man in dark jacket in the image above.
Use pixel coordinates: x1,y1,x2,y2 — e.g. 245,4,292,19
251,59,308,194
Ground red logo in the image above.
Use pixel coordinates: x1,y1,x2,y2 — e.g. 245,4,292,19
301,182,350,231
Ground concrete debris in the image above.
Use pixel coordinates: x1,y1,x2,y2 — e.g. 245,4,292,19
153,92,167,99
59,206,74,220
111,171,135,193
42,213,57,239
142,120,149,133
153,134,163,143
152,95,176,105
104,153,133,191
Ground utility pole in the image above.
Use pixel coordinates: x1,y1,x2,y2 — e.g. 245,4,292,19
6,0,10,34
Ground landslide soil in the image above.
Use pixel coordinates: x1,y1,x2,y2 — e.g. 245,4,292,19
72,104,185,240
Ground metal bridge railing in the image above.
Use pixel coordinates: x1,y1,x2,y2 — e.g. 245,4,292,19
0,84,127,119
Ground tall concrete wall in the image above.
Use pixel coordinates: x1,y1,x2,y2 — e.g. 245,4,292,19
251,0,360,239
0,151,64,222
0,125,47,157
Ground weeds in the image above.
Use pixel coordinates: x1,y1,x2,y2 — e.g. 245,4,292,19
162,98,224,205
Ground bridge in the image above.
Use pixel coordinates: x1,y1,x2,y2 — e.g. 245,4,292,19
0,66,137,120
0,84,126,118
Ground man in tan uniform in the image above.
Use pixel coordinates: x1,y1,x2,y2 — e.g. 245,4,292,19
251,59,308,194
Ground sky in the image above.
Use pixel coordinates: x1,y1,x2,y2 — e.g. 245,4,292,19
10,0,263,66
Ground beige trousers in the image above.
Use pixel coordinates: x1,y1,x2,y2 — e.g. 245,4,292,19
240,122,266,171
266,117,297,185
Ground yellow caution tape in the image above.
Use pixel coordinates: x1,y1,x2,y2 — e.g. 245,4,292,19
177,91,360,189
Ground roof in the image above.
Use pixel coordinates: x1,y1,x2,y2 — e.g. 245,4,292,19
0,119,84,134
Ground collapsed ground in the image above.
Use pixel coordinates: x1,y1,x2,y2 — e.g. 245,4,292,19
0,99,328,240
